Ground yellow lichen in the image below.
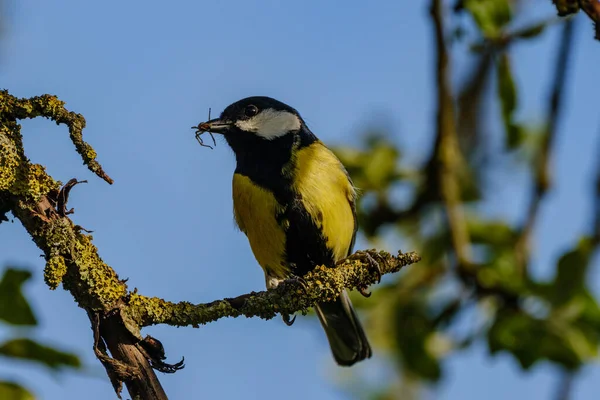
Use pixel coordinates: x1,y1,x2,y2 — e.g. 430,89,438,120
45,256,67,290
84,147,97,160
17,164,60,202
0,132,20,192
73,234,127,306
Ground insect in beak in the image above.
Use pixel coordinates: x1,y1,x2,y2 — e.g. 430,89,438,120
191,108,217,149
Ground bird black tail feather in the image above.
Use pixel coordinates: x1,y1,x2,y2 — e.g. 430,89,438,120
315,290,372,366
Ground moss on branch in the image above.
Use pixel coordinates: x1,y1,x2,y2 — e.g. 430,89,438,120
127,251,421,328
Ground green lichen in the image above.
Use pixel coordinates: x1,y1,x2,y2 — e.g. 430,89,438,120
68,234,127,309
42,219,126,310
128,250,422,328
1,89,123,310
16,164,61,202
0,90,113,185
0,128,20,192
1,106,61,203
45,256,67,290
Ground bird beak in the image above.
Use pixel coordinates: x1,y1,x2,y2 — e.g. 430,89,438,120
193,118,232,134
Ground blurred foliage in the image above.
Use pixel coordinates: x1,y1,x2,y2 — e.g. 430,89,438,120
0,381,34,400
333,1,598,398
0,269,36,326
0,267,81,399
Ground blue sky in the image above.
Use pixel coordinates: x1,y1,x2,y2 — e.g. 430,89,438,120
1,1,599,399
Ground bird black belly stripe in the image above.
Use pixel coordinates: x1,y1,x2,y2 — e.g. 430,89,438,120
283,194,335,277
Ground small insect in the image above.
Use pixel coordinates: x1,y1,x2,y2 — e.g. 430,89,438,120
191,108,217,149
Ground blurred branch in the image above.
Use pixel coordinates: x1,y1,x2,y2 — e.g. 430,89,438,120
555,370,575,400
552,0,599,40
456,48,494,156
514,19,576,274
431,0,473,269
129,251,420,327
592,127,600,244
0,89,421,399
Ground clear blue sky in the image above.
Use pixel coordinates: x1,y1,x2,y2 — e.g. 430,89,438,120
1,1,599,399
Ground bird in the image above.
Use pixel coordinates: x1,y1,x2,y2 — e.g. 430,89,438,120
194,96,372,366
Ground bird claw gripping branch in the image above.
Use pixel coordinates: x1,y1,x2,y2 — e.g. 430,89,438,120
345,251,385,298
280,275,308,326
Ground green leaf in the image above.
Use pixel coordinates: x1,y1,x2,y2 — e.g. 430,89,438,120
468,218,516,247
0,268,36,326
0,338,81,370
421,230,451,265
496,53,522,149
363,144,399,190
464,0,512,38
0,381,35,400
488,309,588,370
551,238,594,306
515,21,549,39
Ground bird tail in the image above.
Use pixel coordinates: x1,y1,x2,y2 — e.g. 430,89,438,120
315,290,372,366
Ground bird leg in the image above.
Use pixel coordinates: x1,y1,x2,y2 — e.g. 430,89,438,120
278,274,308,327
358,251,384,283
282,314,297,326
352,251,385,298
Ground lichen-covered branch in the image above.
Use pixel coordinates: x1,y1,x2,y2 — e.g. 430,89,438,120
0,89,421,400
1,91,161,399
0,90,113,185
128,251,420,328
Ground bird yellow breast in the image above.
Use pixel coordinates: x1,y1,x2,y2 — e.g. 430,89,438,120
232,173,287,277
292,142,356,262
232,142,356,279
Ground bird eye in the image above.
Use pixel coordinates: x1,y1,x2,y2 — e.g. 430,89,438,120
244,105,259,117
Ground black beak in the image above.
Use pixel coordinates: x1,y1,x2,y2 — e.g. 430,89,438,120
193,118,232,134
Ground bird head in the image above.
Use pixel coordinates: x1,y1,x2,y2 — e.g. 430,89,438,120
194,96,309,155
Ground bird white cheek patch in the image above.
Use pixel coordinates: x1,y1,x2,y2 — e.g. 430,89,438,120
235,109,301,140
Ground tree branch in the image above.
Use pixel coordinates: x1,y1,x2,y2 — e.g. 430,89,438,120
552,0,599,40
593,127,600,244
430,0,473,269
514,18,575,274
0,91,113,185
0,90,421,399
127,251,420,328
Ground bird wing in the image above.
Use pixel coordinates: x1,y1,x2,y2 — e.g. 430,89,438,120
291,141,357,264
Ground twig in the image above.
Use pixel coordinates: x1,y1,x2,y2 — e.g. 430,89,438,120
456,48,494,155
514,19,576,274
430,0,473,269
592,126,600,244
0,90,113,184
555,369,575,400
551,0,599,40
57,178,87,216
127,250,421,328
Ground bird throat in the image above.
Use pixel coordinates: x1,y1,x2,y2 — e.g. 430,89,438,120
228,128,317,202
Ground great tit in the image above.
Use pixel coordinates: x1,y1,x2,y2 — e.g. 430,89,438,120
196,96,371,366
